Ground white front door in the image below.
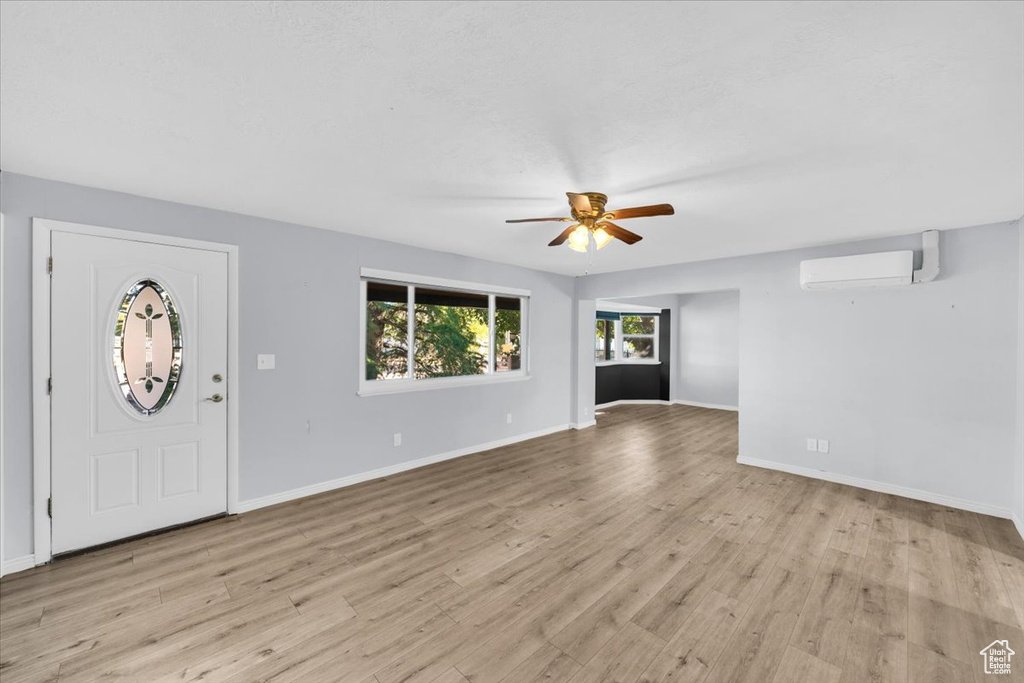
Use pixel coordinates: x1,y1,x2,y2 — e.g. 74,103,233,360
50,230,228,555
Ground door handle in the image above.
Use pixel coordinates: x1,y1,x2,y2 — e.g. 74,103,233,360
204,394,224,403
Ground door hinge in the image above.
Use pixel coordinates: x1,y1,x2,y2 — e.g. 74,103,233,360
47,256,53,275
47,497,52,518
47,377,52,395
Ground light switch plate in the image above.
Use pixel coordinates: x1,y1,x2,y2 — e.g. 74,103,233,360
817,439,830,453
806,438,818,452
257,354,276,370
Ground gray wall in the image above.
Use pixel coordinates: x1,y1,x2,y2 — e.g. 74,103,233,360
676,291,740,408
0,173,575,561
1016,219,1024,529
578,222,1021,515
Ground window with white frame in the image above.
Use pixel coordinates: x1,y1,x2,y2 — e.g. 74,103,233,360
362,271,527,392
621,314,657,359
595,312,658,363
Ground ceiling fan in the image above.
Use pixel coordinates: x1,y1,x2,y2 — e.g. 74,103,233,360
506,192,675,252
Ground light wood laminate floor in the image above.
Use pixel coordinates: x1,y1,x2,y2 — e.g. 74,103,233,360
2,405,1022,683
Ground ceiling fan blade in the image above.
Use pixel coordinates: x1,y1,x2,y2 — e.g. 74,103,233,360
505,216,573,224
566,192,593,214
548,224,580,246
597,221,643,245
603,203,675,220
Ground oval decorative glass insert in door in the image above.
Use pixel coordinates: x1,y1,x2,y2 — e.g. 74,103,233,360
112,279,183,415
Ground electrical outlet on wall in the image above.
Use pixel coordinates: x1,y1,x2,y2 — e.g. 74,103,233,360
393,433,402,447
506,413,513,424
806,438,818,452
817,439,830,453
257,354,276,370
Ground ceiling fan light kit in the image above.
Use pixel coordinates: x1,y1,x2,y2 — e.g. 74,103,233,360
567,225,591,252
566,225,613,253
506,191,675,254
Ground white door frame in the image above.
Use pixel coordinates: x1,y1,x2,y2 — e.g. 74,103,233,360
32,218,240,565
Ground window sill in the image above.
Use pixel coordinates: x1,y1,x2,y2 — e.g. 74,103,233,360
359,372,530,396
595,360,662,367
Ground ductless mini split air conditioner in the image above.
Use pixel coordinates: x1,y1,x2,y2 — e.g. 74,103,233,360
799,230,939,290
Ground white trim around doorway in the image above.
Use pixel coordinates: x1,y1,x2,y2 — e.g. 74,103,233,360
31,218,240,565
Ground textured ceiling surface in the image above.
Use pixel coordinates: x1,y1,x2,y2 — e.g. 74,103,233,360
2,1,1022,275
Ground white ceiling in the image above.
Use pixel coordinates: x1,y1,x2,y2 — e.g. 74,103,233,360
2,1,1022,276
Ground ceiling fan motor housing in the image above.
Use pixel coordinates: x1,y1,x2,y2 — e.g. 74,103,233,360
571,192,608,220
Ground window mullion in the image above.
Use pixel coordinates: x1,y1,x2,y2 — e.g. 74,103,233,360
360,279,368,381
522,297,529,372
488,294,496,374
407,285,415,379
653,316,660,359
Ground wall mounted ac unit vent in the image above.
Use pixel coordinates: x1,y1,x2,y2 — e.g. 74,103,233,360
799,231,939,291
800,251,913,290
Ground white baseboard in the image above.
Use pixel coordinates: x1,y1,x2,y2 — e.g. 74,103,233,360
571,420,597,430
673,400,739,412
737,456,1013,520
1,554,36,577
1014,513,1024,542
595,399,671,410
236,424,571,514
595,399,739,412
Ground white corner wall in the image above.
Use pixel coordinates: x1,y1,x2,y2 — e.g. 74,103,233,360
676,291,739,409
1015,218,1024,536
578,222,1021,518
572,298,596,428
